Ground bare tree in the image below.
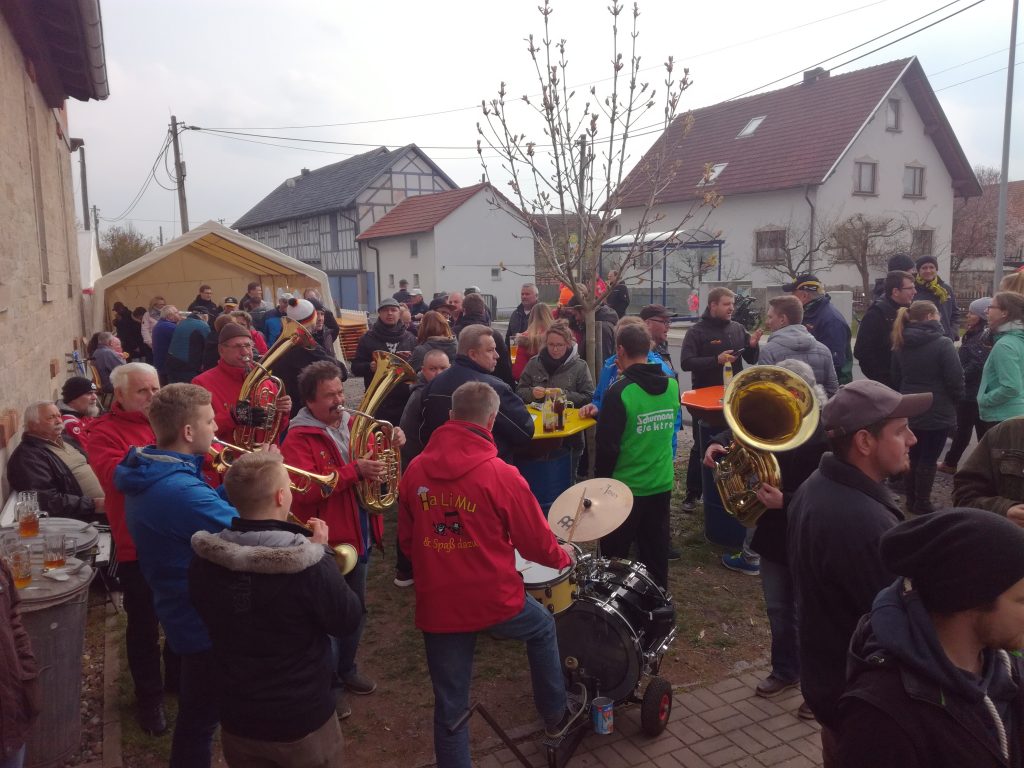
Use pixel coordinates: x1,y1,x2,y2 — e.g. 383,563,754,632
827,214,907,297
477,0,707,377
99,224,156,275
951,166,1010,272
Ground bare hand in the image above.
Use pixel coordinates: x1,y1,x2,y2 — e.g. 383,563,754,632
560,543,577,564
703,443,729,468
93,497,106,513
755,483,784,510
275,394,292,413
717,351,738,365
392,427,407,448
357,458,386,481
306,517,329,545
532,386,547,400
578,404,598,419
1007,505,1024,527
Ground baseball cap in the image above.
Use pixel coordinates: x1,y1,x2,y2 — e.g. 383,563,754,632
639,304,672,321
822,380,932,438
782,274,823,294
222,296,239,307
410,288,423,296
378,297,401,310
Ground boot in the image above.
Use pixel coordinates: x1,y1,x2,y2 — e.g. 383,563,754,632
912,464,937,515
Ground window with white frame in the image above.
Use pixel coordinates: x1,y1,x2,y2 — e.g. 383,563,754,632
412,273,420,288
410,239,418,258
911,229,933,258
737,116,766,138
886,99,901,131
854,161,877,195
903,166,925,197
697,162,727,186
755,229,787,264
388,274,395,288
491,268,501,282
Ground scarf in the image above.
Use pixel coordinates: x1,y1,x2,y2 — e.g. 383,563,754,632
914,274,950,304
539,346,571,375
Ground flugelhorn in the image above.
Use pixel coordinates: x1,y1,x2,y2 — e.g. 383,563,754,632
286,513,358,576
208,440,339,498
713,365,820,527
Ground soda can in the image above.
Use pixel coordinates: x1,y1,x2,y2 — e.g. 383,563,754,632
591,696,614,734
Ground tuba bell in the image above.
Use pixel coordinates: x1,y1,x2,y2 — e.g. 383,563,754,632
233,322,318,448
713,365,820,527
346,350,416,512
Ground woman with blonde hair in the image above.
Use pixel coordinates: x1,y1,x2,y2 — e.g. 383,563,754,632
978,291,1024,424
410,310,456,372
998,270,1024,295
512,302,555,379
229,310,268,355
516,321,594,407
890,300,964,514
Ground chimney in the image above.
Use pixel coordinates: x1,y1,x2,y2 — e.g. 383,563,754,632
300,168,310,176
803,67,829,84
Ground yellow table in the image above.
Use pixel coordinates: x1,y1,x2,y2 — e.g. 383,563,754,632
526,406,596,440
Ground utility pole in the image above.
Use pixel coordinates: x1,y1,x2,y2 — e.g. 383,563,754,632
170,116,190,234
159,226,164,246
79,147,90,230
994,0,1019,292
91,205,100,251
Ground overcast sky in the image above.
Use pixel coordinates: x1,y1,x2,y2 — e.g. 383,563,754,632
68,0,1019,244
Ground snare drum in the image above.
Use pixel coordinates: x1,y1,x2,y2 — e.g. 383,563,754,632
555,558,676,702
515,549,579,614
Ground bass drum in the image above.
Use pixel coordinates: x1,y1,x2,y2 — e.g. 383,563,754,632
555,558,676,702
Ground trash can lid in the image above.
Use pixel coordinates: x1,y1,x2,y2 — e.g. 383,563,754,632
13,557,94,611
0,518,99,553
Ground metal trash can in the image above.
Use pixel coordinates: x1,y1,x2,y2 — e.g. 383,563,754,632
19,560,95,768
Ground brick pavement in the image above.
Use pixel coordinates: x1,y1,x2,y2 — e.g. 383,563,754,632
477,673,822,768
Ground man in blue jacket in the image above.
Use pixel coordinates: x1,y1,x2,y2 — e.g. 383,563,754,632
783,274,852,384
116,383,237,768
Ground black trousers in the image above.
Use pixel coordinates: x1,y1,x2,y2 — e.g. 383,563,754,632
599,490,671,589
944,400,991,467
684,410,702,500
118,561,180,703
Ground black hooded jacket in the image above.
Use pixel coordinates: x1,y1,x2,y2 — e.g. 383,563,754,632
854,296,902,386
351,319,417,425
891,320,964,431
680,309,758,389
837,580,1024,767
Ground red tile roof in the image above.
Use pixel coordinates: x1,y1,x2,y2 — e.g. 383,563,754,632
616,58,980,208
356,184,490,240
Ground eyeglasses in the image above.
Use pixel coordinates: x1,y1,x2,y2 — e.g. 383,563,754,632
223,343,253,351
647,317,671,325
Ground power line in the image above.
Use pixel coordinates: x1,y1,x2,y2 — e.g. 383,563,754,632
101,132,173,223
929,41,1022,76
934,59,1024,91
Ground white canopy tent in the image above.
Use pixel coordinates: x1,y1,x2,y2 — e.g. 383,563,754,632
90,220,335,333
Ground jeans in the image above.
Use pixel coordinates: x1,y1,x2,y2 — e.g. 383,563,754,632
222,714,343,768
423,596,566,768
760,558,799,683
944,400,991,467
334,558,367,681
0,745,25,768
740,528,760,566
170,650,221,768
118,560,179,703
907,428,947,513
599,491,671,588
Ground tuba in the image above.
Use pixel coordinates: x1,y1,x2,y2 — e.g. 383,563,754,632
233,322,318,448
713,365,820,527
347,350,416,512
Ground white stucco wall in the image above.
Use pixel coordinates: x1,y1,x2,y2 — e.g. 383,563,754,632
373,233,438,298
616,79,958,293
433,190,535,311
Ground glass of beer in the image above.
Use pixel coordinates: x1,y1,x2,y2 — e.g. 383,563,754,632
43,534,66,570
9,545,32,589
16,500,39,538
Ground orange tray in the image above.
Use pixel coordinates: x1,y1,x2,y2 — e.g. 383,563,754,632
681,385,725,412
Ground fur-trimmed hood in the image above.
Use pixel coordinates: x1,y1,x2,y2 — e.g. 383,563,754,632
191,529,325,574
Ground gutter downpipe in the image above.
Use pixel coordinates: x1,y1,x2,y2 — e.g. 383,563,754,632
805,185,816,274
366,241,382,312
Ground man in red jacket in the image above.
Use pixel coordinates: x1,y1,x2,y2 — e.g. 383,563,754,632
192,323,291,443
281,360,403,718
399,381,582,768
86,361,172,737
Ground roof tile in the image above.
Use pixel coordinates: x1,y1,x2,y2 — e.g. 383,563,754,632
356,184,490,240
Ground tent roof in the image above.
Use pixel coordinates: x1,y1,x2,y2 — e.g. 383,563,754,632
91,220,334,329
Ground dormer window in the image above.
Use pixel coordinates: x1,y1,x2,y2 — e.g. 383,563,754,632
886,99,901,131
737,116,766,138
698,163,728,186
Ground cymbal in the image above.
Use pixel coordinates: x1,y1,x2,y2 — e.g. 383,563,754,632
547,478,633,543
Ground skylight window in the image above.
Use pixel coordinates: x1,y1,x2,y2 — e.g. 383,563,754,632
737,116,766,138
698,163,728,186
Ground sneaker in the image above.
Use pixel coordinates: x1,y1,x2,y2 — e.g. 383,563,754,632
797,701,816,720
936,462,957,475
343,671,377,695
393,570,414,588
137,700,168,736
721,553,760,576
755,676,799,698
667,546,682,561
544,687,590,739
335,691,352,720
681,496,698,513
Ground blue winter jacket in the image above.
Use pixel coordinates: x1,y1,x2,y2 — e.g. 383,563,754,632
116,446,237,654
802,294,851,377
593,350,680,453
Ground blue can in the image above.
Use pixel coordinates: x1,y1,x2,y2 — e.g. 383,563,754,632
591,697,614,734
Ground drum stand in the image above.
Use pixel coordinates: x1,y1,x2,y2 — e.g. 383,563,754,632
451,703,536,768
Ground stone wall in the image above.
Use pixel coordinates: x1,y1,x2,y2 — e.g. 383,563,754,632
0,16,87,494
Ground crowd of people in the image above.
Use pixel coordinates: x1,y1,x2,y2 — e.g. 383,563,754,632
4,261,1024,768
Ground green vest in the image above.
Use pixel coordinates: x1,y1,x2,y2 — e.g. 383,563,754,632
613,378,680,496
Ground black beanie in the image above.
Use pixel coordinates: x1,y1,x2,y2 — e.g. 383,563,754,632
887,253,915,272
914,254,938,270
880,508,1024,613
62,376,97,402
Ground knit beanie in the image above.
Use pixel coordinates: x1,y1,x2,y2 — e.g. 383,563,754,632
915,254,938,270
218,323,251,344
880,508,1024,613
887,253,916,272
969,297,993,319
62,376,97,402
286,298,317,325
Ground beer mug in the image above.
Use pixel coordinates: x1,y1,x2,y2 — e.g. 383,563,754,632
8,544,32,589
43,534,66,570
16,500,40,538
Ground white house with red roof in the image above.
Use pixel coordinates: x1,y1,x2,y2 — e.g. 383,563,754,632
615,58,982,294
356,183,534,311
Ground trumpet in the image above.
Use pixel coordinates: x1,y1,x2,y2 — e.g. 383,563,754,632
208,439,338,498
286,513,358,576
